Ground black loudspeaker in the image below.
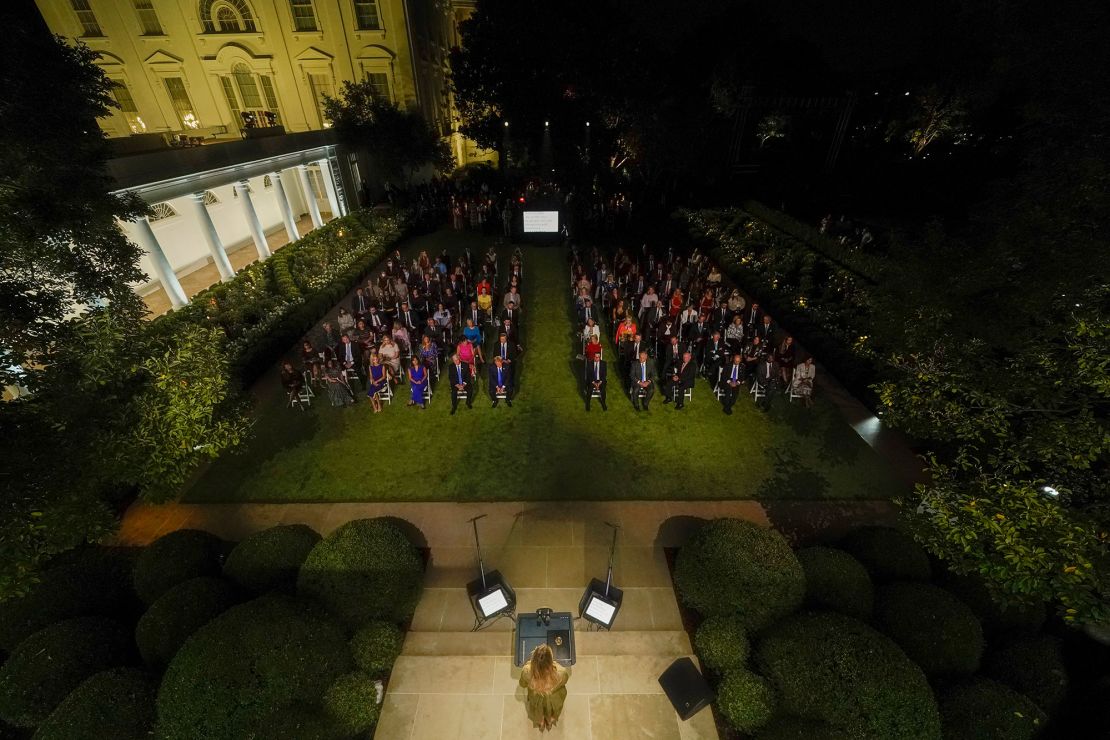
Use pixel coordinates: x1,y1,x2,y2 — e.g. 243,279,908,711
658,657,714,720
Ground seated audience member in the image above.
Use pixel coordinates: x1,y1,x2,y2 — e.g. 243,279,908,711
754,353,777,409
630,350,656,411
792,355,816,407
499,317,520,347
503,287,523,311
727,288,746,314
584,335,603,362
398,301,421,336
709,300,731,331
280,360,303,397
661,334,682,372
418,335,439,377
433,302,453,331
392,321,411,355
614,315,637,346
337,308,355,333
585,351,608,411
582,317,601,345
351,288,371,319
336,334,361,384
379,335,402,384
610,298,628,326
422,317,441,346
663,350,696,409
301,340,322,380
578,298,598,327
744,335,765,376
407,356,428,409
725,315,745,353
465,300,483,330
319,321,340,349
325,359,354,407
755,313,776,344
776,336,797,384
366,353,388,413
721,353,744,415
668,288,684,318
366,305,388,338
501,300,521,328
456,335,480,376
706,265,723,288
743,301,763,330
463,317,483,347
488,355,513,407
703,330,726,383
493,331,518,375
621,333,646,379
638,286,660,318
477,287,494,321
447,352,474,414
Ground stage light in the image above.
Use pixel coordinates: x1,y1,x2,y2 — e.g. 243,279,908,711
579,522,623,630
465,515,516,628
904,91,910,96
1041,485,1060,498
545,120,549,127
586,121,590,127
504,121,509,128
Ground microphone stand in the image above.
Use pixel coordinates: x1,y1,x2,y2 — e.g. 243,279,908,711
469,513,489,590
603,522,619,597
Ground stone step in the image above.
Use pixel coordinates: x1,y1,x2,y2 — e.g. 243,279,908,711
402,630,693,657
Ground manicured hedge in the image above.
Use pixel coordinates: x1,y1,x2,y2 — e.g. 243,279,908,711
0,617,132,728
755,611,940,739
157,594,352,740
674,519,805,629
297,518,424,628
873,581,984,676
796,546,874,620
32,668,156,740
132,529,226,605
322,672,380,736
693,616,750,674
757,716,852,740
983,636,1069,713
134,576,239,669
0,549,135,652
837,526,931,583
717,669,776,735
223,524,322,594
939,678,1046,740
351,621,405,678
250,704,344,740
938,573,1046,637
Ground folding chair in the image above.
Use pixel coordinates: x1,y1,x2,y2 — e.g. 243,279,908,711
287,388,309,410
672,385,693,404
379,383,394,406
749,379,766,402
787,367,804,402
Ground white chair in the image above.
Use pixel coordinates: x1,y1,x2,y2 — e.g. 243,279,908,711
379,383,394,406
672,385,693,403
749,379,766,401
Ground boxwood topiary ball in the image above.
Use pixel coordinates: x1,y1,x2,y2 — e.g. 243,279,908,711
796,546,874,620
223,524,322,594
939,678,1046,740
983,635,1069,713
134,577,238,669
32,668,156,740
351,622,404,678
694,616,750,674
322,672,380,736
837,526,931,583
717,669,776,735
873,581,984,677
132,529,226,605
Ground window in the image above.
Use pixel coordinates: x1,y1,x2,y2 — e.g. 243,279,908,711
365,72,390,102
110,81,146,133
203,190,220,205
149,203,177,222
222,64,281,130
353,0,380,30
199,0,257,33
134,0,163,35
233,64,263,108
70,0,103,37
164,77,199,129
289,0,317,32
219,76,241,125
307,73,334,128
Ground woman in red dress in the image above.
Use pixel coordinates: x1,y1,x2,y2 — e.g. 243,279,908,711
668,288,684,318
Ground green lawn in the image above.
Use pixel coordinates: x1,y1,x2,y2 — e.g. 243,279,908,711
183,229,903,503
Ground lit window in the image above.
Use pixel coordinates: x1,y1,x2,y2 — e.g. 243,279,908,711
149,203,178,222
289,0,317,32
353,0,380,31
70,0,103,37
365,72,390,101
164,77,200,129
110,81,147,133
308,73,334,128
134,0,163,35
224,64,281,130
200,0,257,33
233,63,263,108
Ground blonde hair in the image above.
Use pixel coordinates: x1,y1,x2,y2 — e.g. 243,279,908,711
527,644,559,694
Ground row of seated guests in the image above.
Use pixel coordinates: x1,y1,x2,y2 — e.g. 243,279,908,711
281,246,526,411
570,244,818,413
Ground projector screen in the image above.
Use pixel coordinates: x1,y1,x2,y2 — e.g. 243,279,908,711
523,211,559,233
584,595,617,625
478,589,509,617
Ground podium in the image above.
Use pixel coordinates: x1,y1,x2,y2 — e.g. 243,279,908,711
514,611,576,667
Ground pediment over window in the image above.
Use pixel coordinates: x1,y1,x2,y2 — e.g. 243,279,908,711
295,47,334,62
144,50,184,66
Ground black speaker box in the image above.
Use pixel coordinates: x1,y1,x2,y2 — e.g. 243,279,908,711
658,657,714,720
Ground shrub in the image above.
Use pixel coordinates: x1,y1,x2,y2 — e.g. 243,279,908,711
134,577,238,669
132,529,226,605
0,617,132,728
674,519,805,629
757,716,851,740
251,704,344,740
938,573,1046,637
0,548,136,652
838,526,931,583
939,678,1046,740
717,669,776,734
694,616,749,674
32,668,156,740
983,636,1069,713
796,546,874,620
351,622,404,678
297,518,423,628
322,672,380,736
157,594,353,739
873,582,984,676
224,524,322,593
755,611,940,739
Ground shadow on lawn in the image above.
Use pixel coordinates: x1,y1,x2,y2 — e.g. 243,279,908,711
756,446,831,501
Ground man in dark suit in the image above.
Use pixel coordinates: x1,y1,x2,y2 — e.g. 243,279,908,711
335,334,361,384
631,350,655,411
620,332,645,381
585,352,608,411
399,302,421,336
500,300,520,329
663,351,696,409
755,354,777,410
721,353,744,415
466,301,482,331
493,331,518,379
351,288,371,319
703,330,726,385
488,355,513,407
577,298,597,328
447,353,473,414
365,305,388,339
744,302,763,331
661,335,682,373
754,314,776,345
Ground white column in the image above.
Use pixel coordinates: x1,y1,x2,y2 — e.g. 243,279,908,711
186,192,235,282
317,158,343,219
132,216,187,308
296,164,324,229
234,179,271,260
272,171,300,243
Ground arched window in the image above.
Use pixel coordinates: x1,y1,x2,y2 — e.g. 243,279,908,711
199,0,258,33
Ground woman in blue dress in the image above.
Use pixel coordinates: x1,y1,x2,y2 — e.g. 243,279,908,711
407,356,427,409
366,353,388,413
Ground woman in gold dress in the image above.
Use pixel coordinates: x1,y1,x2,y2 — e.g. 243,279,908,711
518,644,569,732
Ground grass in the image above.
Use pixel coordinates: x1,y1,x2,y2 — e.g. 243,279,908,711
183,229,903,503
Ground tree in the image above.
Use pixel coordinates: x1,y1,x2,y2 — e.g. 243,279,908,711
323,81,452,183
0,22,147,384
